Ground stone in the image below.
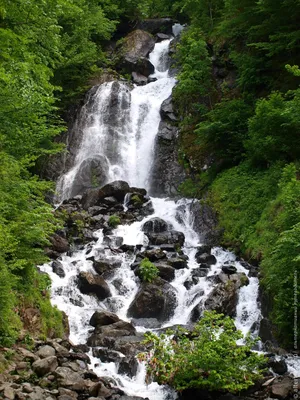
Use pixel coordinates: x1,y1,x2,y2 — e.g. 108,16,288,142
167,258,187,269
155,264,175,282
271,377,292,399
116,30,155,77
149,121,186,197
92,259,121,278
132,72,148,86
268,357,288,375
78,272,111,300
142,248,166,261
160,95,177,122
142,217,168,233
145,230,185,247
196,253,217,265
81,181,130,210
36,345,56,359
52,260,65,278
156,33,171,42
127,279,177,321
55,367,86,391
32,356,58,377
89,311,120,327
3,385,15,400
50,234,70,253
222,265,237,275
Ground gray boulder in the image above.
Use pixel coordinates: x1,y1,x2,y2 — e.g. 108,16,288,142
32,356,58,377
145,230,185,247
127,279,177,321
142,217,169,233
78,272,111,300
89,310,120,327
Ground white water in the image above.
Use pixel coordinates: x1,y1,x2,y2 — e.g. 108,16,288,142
42,38,269,399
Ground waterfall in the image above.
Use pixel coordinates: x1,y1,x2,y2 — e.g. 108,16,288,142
41,37,275,400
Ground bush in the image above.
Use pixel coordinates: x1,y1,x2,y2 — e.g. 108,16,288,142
138,311,265,392
139,258,159,283
108,215,121,228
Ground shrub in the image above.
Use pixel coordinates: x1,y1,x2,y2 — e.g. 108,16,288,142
108,215,121,228
138,311,265,392
139,258,159,283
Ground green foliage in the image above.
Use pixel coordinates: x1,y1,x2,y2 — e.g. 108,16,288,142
138,311,265,392
139,258,159,282
173,27,213,127
108,214,121,228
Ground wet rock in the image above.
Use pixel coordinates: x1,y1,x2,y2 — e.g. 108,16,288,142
32,356,58,377
145,230,185,247
116,30,155,77
189,200,222,246
167,257,187,269
78,272,111,300
50,234,70,253
155,264,175,282
136,18,173,34
81,181,130,210
221,265,237,275
36,345,56,359
202,272,249,318
149,121,186,197
196,253,217,265
131,318,161,329
92,259,121,278
141,248,166,261
92,348,123,364
87,320,136,347
195,245,212,257
156,33,171,42
142,217,168,233
89,311,120,328
52,260,65,278
259,318,278,345
268,357,288,375
132,72,148,85
127,279,177,321
160,95,177,122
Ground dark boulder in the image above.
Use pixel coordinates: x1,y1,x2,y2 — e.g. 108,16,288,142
196,253,217,265
52,260,65,278
89,311,120,327
156,264,176,282
145,230,185,247
268,357,288,375
156,33,171,42
160,95,177,122
132,72,148,86
127,279,177,321
50,234,70,253
116,30,155,77
81,180,130,210
92,259,121,278
222,265,237,275
167,257,188,269
142,217,169,233
141,248,167,261
78,272,111,300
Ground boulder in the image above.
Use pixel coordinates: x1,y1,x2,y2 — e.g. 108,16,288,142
271,376,293,399
50,234,70,253
196,253,217,265
89,310,120,327
132,72,148,85
87,320,136,347
145,230,185,247
167,258,188,269
142,217,169,233
141,248,166,261
117,30,155,77
92,258,121,278
160,96,177,122
32,356,58,377
52,260,65,278
127,279,177,321
201,272,249,318
155,264,176,282
55,367,86,391
81,180,130,209
36,345,56,359
221,265,237,275
78,272,111,300
268,357,288,375
156,33,171,42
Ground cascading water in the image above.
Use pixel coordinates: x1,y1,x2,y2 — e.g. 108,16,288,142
42,36,298,400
